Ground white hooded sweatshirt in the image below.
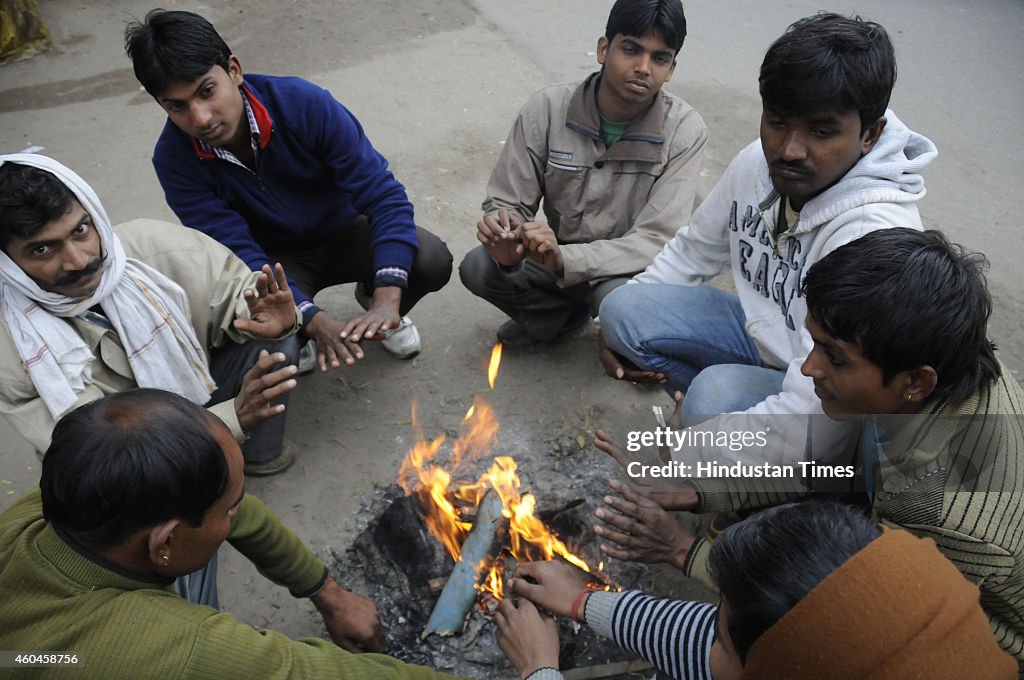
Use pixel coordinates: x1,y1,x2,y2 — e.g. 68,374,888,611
635,110,938,466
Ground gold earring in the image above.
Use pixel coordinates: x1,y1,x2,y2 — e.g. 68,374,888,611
161,553,170,565
904,393,913,401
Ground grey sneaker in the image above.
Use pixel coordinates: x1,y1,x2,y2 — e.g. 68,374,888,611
381,316,421,359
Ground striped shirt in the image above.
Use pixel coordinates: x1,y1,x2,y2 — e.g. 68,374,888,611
526,590,715,680
684,362,1024,665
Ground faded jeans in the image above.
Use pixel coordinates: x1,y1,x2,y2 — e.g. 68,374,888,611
599,283,785,425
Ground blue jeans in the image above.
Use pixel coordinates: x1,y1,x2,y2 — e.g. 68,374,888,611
207,336,301,463
599,283,785,422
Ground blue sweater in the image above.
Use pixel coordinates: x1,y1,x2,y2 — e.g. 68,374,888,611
152,74,419,315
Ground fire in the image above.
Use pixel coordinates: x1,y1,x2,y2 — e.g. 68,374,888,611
487,343,502,390
398,346,600,601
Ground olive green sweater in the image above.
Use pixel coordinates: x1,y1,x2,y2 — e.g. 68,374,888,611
682,366,1024,664
0,489,456,679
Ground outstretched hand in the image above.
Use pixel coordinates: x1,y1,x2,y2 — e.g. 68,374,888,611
593,427,700,511
506,560,587,619
593,480,696,570
312,577,386,653
340,285,403,344
520,221,562,272
495,596,560,679
305,311,365,372
234,350,298,435
233,263,298,338
597,330,666,384
478,208,525,267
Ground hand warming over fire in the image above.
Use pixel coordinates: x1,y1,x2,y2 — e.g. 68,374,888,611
593,481,696,570
311,577,386,653
494,594,559,679
506,560,587,619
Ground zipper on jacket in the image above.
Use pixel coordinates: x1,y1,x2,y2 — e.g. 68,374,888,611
217,142,307,232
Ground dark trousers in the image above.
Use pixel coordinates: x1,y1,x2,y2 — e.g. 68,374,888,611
458,245,629,341
269,217,453,314
207,335,301,463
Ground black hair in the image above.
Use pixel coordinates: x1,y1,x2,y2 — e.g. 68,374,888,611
0,163,74,249
759,13,896,133
605,0,687,54
803,228,1000,404
709,501,880,664
41,389,230,549
124,9,232,98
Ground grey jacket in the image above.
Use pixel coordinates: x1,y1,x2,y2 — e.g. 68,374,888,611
483,72,707,286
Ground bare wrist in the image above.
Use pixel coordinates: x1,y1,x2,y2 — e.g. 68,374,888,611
670,533,696,571
311,577,345,613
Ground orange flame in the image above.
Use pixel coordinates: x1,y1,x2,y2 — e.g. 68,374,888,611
487,343,502,389
398,394,599,600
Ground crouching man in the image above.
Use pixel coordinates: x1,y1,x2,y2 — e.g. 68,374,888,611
0,154,300,475
0,389,459,679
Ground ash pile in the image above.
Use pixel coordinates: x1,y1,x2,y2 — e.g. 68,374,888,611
329,472,657,679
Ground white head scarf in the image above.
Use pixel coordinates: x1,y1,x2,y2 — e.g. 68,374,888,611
0,154,215,418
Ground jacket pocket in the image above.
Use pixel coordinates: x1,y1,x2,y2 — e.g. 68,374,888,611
543,160,586,227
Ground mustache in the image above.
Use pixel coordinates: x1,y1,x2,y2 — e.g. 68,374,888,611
55,255,105,286
772,160,811,175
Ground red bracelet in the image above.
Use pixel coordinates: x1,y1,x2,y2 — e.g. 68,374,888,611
570,587,595,624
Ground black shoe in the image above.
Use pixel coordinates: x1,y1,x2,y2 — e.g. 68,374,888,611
496,319,538,349
496,311,591,350
243,448,296,477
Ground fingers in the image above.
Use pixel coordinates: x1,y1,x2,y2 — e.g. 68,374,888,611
609,479,657,507
595,498,641,533
248,353,298,403
511,561,538,580
352,317,389,341
365,624,387,653
251,349,290,375
477,217,499,246
320,336,364,370
613,364,668,384
597,540,637,561
504,576,541,605
252,264,283,298
594,429,632,467
667,390,685,427
309,314,365,370
328,335,359,369
478,214,517,247
272,262,290,292
236,350,298,432
341,312,393,342
594,521,633,548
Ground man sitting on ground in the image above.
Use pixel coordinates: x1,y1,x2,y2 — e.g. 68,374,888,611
460,0,707,349
598,13,936,464
126,9,452,370
0,389,459,679
0,154,297,475
596,228,1024,666
496,502,1016,679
